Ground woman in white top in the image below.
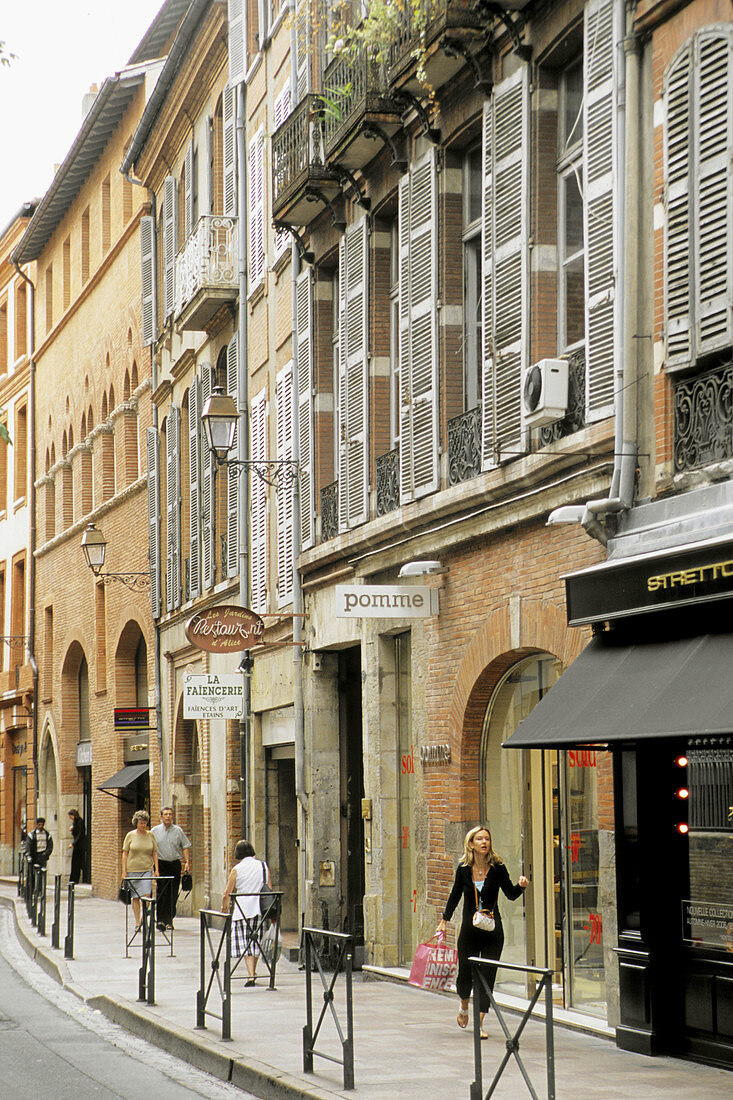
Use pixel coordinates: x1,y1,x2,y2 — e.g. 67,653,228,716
222,839,272,985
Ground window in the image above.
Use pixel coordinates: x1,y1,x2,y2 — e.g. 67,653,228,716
389,219,400,448
463,144,482,409
63,236,71,311
81,207,90,284
15,281,27,361
557,58,585,352
0,296,7,374
78,655,90,741
14,401,27,502
45,264,53,332
43,607,53,699
101,174,111,254
0,412,7,513
10,553,26,671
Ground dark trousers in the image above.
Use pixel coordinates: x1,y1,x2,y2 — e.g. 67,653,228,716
157,859,182,925
456,923,505,1014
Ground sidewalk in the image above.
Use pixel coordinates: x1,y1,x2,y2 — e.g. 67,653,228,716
0,883,729,1100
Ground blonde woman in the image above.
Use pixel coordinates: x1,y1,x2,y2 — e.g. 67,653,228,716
437,825,528,1038
121,810,159,930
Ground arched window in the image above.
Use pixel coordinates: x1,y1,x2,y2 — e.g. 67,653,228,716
81,411,86,438
88,405,94,432
131,361,138,390
109,384,115,411
123,369,131,401
78,655,90,741
68,425,74,451
62,430,68,458
102,392,108,420
135,635,148,707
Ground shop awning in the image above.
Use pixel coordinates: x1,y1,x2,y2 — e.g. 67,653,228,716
504,632,733,748
97,762,149,791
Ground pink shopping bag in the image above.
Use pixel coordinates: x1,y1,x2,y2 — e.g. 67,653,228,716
408,934,458,991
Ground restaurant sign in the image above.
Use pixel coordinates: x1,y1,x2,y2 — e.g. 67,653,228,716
185,604,264,652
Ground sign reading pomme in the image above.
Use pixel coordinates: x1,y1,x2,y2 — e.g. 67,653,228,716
183,673,244,719
335,584,439,618
185,604,264,652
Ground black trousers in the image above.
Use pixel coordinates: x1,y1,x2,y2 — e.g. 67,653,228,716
157,859,182,925
456,922,505,1014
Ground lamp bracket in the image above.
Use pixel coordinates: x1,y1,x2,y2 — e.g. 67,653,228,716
220,457,300,489
94,572,152,593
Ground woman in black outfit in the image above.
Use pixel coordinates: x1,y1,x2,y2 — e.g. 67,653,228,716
68,809,85,884
437,825,528,1038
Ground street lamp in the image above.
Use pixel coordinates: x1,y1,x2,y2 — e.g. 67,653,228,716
80,523,151,592
201,385,299,487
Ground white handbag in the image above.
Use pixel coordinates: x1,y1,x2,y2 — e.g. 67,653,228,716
472,882,495,932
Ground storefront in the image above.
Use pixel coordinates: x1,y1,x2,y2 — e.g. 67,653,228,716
507,486,733,1068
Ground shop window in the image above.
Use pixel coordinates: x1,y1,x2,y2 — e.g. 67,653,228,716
688,744,733,832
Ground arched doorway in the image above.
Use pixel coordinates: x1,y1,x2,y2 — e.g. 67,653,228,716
114,622,150,816
37,722,60,877
61,641,91,881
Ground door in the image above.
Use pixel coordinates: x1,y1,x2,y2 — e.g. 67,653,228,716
339,648,365,952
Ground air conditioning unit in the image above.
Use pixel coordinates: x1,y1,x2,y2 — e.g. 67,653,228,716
522,359,569,427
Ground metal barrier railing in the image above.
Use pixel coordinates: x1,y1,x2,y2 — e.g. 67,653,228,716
37,866,47,936
64,881,75,959
138,897,157,1004
468,959,555,1100
123,876,174,958
23,857,33,916
302,927,354,1091
51,874,62,949
196,908,233,1041
229,890,283,991
17,850,25,896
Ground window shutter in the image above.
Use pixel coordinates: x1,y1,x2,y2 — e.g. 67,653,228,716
398,174,412,497
250,388,268,613
295,268,315,549
206,115,214,214
227,335,239,579
399,151,439,500
163,175,178,320
228,0,246,86
249,128,265,289
200,364,216,589
338,218,369,528
276,361,293,606
481,67,529,468
583,0,617,419
273,84,293,258
166,405,181,610
189,376,201,599
184,141,194,242
664,44,692,367
294,0,310,102
140,215,155,346
223,84,237,217
147,427,162,619
692,30,733,358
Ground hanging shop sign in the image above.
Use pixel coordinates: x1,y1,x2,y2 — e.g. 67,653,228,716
114,707,153,732
335,585,439,619
183,673,245,719
185,604,265,652
123,734,149,763
76,741,92,767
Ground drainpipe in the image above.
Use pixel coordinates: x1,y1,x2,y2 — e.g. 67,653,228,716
11,258,38,814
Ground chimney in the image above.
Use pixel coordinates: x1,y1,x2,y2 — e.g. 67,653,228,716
82,83,99,119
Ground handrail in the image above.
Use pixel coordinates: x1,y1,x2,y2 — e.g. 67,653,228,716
272,94,326,205
302,926,355,1090
196,907,233,1041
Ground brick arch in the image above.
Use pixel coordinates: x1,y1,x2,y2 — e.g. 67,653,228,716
60,638,89,744
38,714,61,827
114,619,148,708
448,599,587,823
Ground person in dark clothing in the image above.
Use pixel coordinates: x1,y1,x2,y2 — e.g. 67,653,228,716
437,825,528,1038
27,818,54,867
68,809,85,884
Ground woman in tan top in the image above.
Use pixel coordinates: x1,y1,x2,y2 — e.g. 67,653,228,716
121,810,159,929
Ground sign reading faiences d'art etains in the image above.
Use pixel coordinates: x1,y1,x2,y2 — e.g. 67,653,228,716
185,604,264,652
335,585,439,618
183,673,244,719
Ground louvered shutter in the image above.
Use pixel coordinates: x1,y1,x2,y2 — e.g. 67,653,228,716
166,406,181,610
163,175,178,320
273,84,292,257
147,427,162,619
481,66,529,468
399,151,439,500
227,335,239,579
201,364,216,589
664,44,692,367
228,0,246,86
206,115,214,214
189,377,201,599
583,0,617,419
184,142,194,242
294,0,310,102
223,84,237,217
276,362,293,606
338,219,369,528
140,216,155,346
249,128,265,289
398,175,412,494
250,389,268,613
295,268,315,549
693,30,733,358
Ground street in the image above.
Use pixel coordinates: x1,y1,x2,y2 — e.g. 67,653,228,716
0,909,253,1100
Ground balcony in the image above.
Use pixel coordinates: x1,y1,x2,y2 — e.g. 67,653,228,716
323,48,402,174
272,94,341,229
674,361,733,473
389,0,487,95
175,215,238,332
447,406,481,485
321,480,338,541
376,447,400,517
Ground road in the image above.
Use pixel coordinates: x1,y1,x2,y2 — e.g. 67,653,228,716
0,908,255,1099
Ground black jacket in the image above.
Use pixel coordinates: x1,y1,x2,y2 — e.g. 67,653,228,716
28,828,53,864
443,862,524,930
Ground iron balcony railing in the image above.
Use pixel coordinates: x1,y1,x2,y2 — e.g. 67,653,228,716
447,405,481,485
538,347,587,447
376,447,400,516
323,47,393,154
674,360,733,473
388,0,484,76
320,480,338,542
174,215,238,319
272,93,327,210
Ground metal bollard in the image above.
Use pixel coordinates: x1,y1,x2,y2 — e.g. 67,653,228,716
51,875,62,949
138,897,156,1005
64,882,75,959
37,866,47,936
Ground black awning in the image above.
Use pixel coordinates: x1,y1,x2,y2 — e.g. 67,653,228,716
97,762,149,791
504,632,733,748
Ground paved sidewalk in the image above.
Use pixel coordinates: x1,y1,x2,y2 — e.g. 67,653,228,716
0,883,729,1099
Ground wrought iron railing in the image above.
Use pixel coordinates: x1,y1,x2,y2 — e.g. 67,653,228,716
323,47,391,152
272,93,326,207
388,0,484,74
539,348,587,446
321,480,338,541
174,215,237,318
376,447,399,516
674,361,733,473
447,405,481,485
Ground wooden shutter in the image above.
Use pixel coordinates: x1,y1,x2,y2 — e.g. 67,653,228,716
294,0,310,102
664,43,692,367
223,84,237,218
481,66,529,468
163,175,178,320
583,0,617,419
273,84,292,258
228,0,246,86
189,376,201,599
250,388,268,613
338,218,369,528
200,364,216,589
166,405,181,610
140,215,155,345
226,335,239,579
295,268,315,549
184,141,194,242
399,150,439,500
692,29,733,358
398,174,412,494
147,427,162,619
206,115,214,214
276,361,293,606
249,127,265,289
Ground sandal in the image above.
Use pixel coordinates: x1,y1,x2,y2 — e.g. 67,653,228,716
457,1009,469,1029
480,1030,488,1040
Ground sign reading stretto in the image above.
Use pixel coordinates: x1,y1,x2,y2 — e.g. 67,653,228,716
183,673,244,719
335,584,439,618
185,604,264,652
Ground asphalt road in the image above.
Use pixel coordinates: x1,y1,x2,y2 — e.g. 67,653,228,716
0,909,255,1099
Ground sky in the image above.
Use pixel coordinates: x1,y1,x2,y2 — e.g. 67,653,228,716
0,1,166,226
